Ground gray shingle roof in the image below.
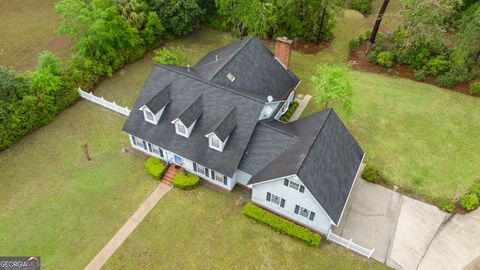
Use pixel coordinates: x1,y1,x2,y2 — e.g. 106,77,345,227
245,109,364,225
208,107,237,141
194,36,300,101
176,94,203,127
122,64,264,178
145,83,172,113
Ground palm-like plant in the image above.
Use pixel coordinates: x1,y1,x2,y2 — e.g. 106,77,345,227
118,0,149,30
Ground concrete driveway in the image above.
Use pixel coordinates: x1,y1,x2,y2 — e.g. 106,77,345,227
334,177,451,269
334,179,402,262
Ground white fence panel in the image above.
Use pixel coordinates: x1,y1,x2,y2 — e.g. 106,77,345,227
78,88,131,116
327,230,375,259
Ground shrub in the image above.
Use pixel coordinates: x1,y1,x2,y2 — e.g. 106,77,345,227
367,50,379,63
469,81,480,96
376,51,394,68
426,56,449,76
460,193,479,211
410,48,431,70
414,69,427,81
153,46,186,66
172,171,199,190
436,72,458,88
350,0,372,15
145,157,166,180
243,203,321,246
437,199,455,213
471,184,480,198
349,38,361,52
361,165,382,183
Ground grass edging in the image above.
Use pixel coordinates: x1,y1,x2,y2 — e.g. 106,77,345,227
243,202,321,246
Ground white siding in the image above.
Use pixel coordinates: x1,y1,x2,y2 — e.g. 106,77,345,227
259,102,281,120
235,169,252,186
128,133,235,190
251,175,332,234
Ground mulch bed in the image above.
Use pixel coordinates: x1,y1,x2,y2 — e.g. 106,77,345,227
348,42,475,96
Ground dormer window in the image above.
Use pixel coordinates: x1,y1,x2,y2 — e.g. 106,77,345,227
140,83,172,125
227,72,235,82
171,94,203,138
144,110,155,122
176,121,187,136
205,107,236,152
209,135,222,151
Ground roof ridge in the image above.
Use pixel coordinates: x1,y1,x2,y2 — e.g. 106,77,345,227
154,63,266,103
209,36,255,80
296,108,333,174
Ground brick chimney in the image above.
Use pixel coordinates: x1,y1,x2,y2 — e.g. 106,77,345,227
274,37,293,68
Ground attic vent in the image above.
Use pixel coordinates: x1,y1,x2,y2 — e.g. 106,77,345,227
227,72,236,82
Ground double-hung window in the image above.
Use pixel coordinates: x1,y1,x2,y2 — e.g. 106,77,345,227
294,205,316,221
266,192,285,208
283,178,305,193
211,137,221,149
210,170,228,185
193,163,209,177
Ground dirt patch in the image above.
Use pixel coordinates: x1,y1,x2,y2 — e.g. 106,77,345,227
261,38,331,54
348,42,474,96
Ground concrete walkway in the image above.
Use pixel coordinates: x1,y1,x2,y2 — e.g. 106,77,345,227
84,183,171,270
289,94,311,122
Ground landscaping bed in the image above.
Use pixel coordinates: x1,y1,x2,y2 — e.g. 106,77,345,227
348,42,474,96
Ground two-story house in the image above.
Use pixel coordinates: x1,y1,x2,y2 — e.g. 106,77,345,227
122,36,364,234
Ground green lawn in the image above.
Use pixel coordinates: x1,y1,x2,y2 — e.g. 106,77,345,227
0,0,71,72
103,187,388,270
0,101,157,269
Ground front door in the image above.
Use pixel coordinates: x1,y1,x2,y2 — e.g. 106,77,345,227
174,155,183,164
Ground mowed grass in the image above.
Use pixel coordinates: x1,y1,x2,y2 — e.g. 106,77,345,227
95,15,480,203
103,187,389,270
0,0,71,71
0,101,157,269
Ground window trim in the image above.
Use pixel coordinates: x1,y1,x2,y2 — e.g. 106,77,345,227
175,121,188,137
143,108,156,124
266,192,285,208
294,204,315,221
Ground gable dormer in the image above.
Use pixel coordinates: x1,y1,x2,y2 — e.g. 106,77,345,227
205,107,237,152
140,83,172,124
171,94,203,138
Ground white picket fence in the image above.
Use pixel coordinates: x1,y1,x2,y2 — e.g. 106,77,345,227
78,88,130,116
327,229,375,259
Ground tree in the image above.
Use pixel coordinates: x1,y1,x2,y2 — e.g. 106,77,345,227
150,0,204,37
369,0,390,43
397,0,461,57
118,0,149,30
56,0,145,87
141,11,165,48
153,46,186,65
456,3,480,65
310,64,352,113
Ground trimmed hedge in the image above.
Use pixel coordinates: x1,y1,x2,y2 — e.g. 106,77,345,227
280,100,300,122
243,203,321,246
172,171,199,190
145,157,167,180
